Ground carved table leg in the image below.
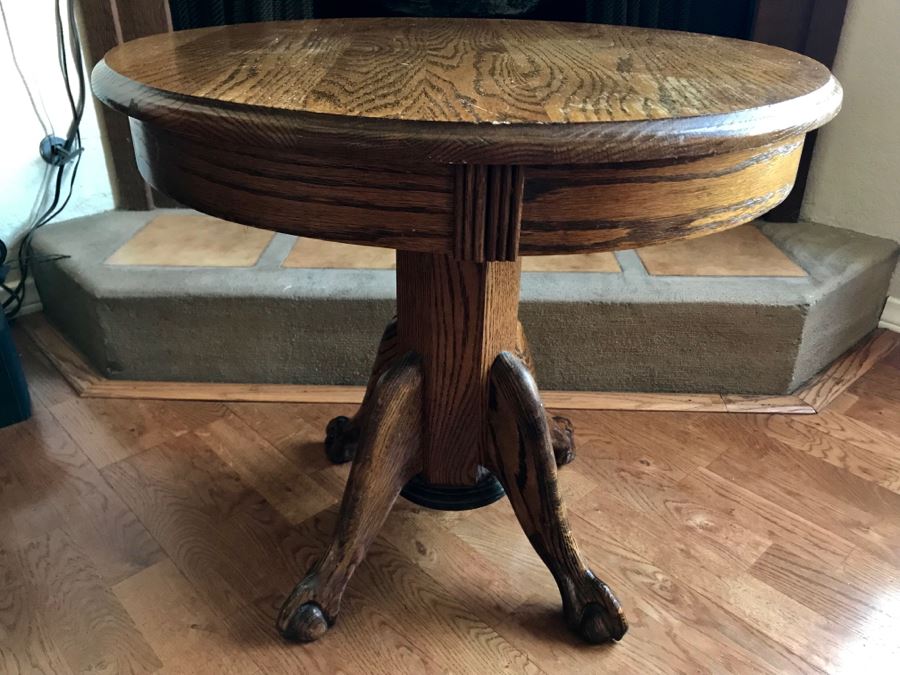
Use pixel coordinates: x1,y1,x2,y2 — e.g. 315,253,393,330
515,321,576,466
325,318,400,464
278,353,423,642
486,351,628,644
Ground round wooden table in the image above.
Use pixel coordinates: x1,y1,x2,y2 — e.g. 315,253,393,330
92,18,841,645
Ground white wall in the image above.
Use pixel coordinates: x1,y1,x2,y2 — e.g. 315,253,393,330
802,0,900,298
0,2,113,254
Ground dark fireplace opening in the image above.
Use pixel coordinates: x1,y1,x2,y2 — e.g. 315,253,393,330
169,1,758,40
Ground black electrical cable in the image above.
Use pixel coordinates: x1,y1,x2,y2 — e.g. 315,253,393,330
4,143,81,313
1,0,84,318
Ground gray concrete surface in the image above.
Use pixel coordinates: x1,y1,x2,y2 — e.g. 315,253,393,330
31,210,899,394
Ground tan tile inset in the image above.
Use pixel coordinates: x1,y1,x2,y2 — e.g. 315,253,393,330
106,215,274,267
637,225,807,277
522,251,619,272
283,237,396,269
284,238,619,272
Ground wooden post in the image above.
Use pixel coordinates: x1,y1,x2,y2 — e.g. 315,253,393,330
396,252,521,485
75,0,174,210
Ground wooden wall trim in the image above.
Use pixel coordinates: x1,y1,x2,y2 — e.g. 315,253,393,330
75,0,173,210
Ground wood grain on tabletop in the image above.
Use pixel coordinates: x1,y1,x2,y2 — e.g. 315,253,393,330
91,18,841,165
95,21,834,129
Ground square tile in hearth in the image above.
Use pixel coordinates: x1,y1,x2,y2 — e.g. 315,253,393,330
106,214,274,267
283,237,396,269
637,225,807,277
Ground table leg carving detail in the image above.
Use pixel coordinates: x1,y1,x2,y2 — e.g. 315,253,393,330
515,321,576,466
549,415,576,466
486,351,628,644
279,352,423,642
325,318,400,464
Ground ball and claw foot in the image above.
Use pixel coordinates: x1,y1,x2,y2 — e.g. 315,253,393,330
569,574,629,644
278,601,331,643
324,415,359,464
550,415,576,466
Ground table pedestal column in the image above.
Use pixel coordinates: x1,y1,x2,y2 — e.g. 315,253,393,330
396,251,520,496
277,252,627,645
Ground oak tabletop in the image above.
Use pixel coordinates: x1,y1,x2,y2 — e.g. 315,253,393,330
90,19,842,256
93,18,841,164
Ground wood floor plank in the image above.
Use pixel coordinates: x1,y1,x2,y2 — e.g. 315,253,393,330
0,544,20,591
0,448,62,553
194,411,337,524
842,392,900,445
558,416,774,568
13,331,78,409
0,544,71,675
759,413,900,494
359,541,545,674
541,391,728,411
0,410,165,584
112,558,265,675
495,598,777,675
575,478,772,576
218,509,418,675
19,529,162,675
100,434,304,616
790,408,900,463
725,422,900,525
680,467,855,569
841,547,900,590
226,401,354,472
750,544,899,633
223,588,444,675
50,397,228,469
455,498,810,673
847,361,900,404
569,490,816,671
557,409,731,476
323,505,547,674
0,582,72,675
572,503,857,673
750,545,900,674
235,507,542,675
885,341,900,369
705,426,900,567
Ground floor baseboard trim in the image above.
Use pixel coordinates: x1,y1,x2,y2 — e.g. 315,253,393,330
19,313,898,415
880,296,900,333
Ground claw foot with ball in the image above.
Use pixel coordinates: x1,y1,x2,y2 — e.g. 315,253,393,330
324,415,359,464
565,571,629,644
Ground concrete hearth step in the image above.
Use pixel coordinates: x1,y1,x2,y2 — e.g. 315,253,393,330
31,210,898,394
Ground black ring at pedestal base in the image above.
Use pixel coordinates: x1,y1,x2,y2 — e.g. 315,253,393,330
400,472,505,511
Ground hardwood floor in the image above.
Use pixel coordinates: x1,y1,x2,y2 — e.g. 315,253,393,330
3,328,900,674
